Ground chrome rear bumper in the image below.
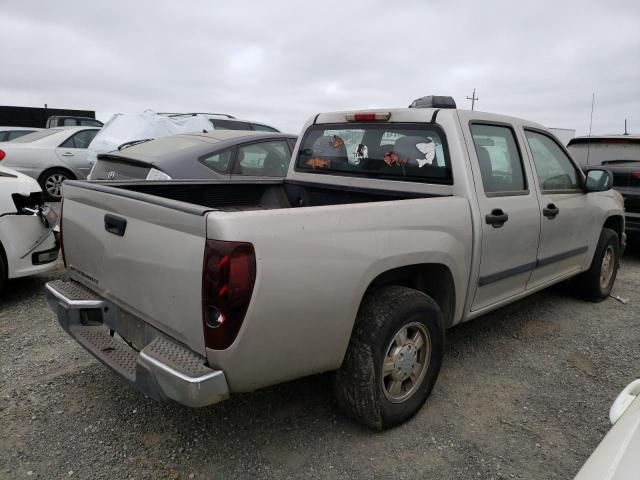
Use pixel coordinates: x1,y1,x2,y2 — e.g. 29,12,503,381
45,279,229,408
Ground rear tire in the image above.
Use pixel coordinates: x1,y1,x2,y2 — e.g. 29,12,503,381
38,168,75,202
334,286,444,430
572,228,620,301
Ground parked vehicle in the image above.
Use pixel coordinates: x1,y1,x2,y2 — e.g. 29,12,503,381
45,116,103,128
0,165,59,293
568,136,640,235
588,161,640,235
89,131,297,180
0,126,42,142
86,111,280,170
45,98,624,430
568,134,640,167
0,105,97,129
0,126,100,201
574,379,640,479
160,113,280,133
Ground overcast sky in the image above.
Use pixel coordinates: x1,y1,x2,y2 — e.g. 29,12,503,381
1,0,638,135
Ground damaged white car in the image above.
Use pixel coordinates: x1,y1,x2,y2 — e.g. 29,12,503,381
0,165,59,293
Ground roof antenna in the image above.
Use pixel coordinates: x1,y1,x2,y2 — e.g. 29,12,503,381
586,92,595,166
624,118,629,135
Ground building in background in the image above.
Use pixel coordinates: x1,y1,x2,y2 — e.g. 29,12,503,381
548,127,576,146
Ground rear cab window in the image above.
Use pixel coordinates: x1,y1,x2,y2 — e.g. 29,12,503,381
295,123,451,184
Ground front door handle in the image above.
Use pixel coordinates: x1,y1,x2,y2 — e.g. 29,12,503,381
485,208,509,228
543,203,559,219
61,152,74,157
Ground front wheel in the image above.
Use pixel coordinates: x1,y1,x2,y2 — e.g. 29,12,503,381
573,228,620,301
333,286,444,430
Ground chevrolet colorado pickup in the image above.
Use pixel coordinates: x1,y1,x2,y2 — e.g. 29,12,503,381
45,101,625,429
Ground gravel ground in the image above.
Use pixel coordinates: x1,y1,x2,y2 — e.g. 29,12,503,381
1,240,639,480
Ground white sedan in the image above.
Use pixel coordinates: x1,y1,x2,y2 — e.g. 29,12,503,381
575,379,640,479
0,165,59,293
0,126,100,200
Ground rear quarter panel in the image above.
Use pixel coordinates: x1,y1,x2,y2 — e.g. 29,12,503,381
205,196,472,392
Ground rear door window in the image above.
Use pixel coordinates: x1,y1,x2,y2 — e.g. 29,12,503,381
470,123,527,194
234,140,290,176
59,129,99,149
295,123,451,184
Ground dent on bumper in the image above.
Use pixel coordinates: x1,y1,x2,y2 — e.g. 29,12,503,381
44,280,229,408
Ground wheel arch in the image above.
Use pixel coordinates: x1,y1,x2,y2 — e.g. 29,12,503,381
603,214,624,243
38,166,77,183
362,263,456,329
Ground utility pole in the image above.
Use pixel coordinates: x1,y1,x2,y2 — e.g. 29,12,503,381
466,88,478,111
624,118,629,135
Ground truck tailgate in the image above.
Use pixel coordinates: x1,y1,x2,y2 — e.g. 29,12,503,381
61,181,210,355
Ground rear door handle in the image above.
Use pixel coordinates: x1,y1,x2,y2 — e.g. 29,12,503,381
61,152,74,157
104,214,127,236
543,203,559,219
485,208,509,228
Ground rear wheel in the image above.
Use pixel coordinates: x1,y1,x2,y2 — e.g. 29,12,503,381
573,228,620,301
333,286,444,430
38,168,74,202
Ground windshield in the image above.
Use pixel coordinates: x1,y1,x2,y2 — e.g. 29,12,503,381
295,123,451,184
10,129,62,143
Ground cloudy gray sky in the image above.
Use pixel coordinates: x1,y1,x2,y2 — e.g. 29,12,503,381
1,0,639,135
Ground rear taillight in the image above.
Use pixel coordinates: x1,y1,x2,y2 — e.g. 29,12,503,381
0,149,5,161
632,171,640,179
202,239,256,350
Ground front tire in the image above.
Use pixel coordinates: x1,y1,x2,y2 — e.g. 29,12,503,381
334,286,445,430
38,168,74,202
573,228,620,301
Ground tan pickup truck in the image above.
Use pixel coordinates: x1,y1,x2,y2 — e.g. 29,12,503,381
46,98,624,429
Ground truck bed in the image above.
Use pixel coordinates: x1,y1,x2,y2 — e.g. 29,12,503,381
92,179,436,212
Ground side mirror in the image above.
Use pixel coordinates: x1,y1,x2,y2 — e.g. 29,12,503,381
585,168,613,192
